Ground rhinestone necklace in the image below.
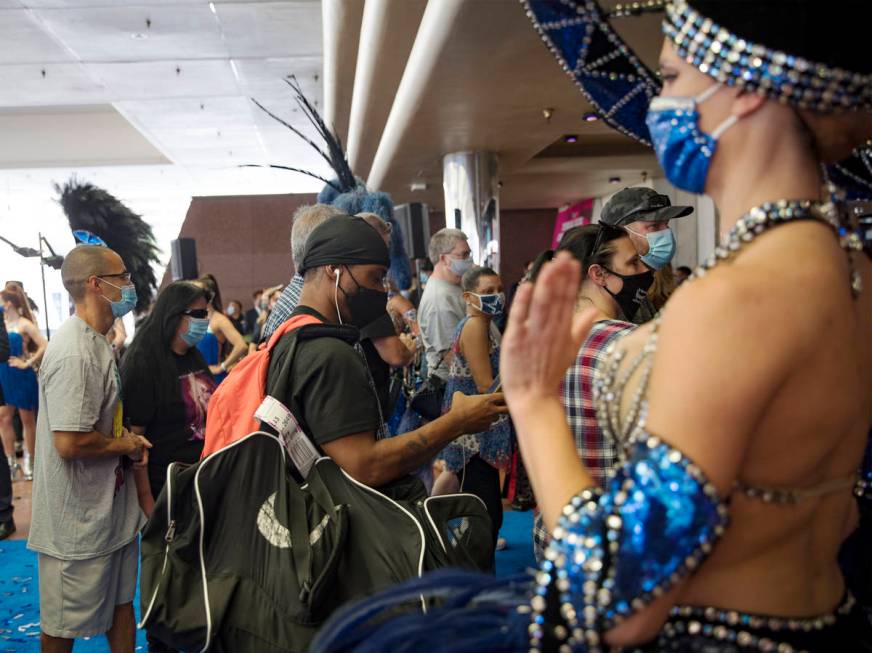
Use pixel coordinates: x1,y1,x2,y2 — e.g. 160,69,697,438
691,198,862,296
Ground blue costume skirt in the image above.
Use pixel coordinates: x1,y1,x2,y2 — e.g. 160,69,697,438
0,363,38,411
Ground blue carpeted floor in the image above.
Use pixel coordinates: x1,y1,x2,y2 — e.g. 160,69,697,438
0,541,148,652
495,509,537,577
0,511,535,652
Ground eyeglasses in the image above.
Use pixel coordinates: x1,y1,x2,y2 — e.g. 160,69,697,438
98,272,132,282
182,309,209,319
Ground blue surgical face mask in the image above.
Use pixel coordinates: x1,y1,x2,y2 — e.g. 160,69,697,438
625,226,677,270
448,256,474,278
645,84,738,194
99,279,137,318
181,316,210,346
471,292,505,317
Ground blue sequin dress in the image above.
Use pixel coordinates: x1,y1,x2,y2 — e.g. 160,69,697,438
196,328,226,384
439,316,512,472
0,327,38,411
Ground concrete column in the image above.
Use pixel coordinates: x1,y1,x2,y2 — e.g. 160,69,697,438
442,151,500,271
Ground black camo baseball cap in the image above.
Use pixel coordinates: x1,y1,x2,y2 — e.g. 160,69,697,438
600,187,693,227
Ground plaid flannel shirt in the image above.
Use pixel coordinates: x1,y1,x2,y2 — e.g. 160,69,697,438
261,274,304,342
532,319,636,562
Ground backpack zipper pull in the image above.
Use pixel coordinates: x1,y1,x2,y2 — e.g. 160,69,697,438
165,520,176,543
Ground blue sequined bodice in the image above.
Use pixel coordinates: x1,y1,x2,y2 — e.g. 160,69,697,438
530,436,728,651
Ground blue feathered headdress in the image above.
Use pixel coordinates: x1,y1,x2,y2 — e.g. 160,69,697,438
247,77,413,289
522,0,872,201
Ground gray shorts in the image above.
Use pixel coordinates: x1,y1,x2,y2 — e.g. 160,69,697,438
38,538,138,639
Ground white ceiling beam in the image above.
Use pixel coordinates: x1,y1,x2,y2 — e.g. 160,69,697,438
321,0,363,145
345,0,425,177
366,0,464,191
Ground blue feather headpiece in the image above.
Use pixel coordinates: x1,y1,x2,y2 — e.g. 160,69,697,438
247,77,413,289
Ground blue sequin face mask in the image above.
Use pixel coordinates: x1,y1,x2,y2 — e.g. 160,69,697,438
645,84,739,194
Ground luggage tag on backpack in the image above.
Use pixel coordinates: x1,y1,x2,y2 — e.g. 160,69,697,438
255,396,319,477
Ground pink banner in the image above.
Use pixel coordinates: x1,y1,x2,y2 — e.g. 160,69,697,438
552,198,593,248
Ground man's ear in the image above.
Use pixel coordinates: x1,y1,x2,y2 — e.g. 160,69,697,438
587,264,606,286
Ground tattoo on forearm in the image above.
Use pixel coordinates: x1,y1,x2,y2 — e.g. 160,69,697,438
404,432,430,456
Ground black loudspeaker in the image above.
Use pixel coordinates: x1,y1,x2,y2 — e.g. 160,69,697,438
170,238,198,281
393,203,430,260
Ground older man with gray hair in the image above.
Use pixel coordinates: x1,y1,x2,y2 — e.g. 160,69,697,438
417,228,476,380
261,203,344,341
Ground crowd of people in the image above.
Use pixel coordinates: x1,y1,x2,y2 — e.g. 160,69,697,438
0,1,870,651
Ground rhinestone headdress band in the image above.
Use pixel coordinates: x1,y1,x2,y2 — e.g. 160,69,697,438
664,0,872,112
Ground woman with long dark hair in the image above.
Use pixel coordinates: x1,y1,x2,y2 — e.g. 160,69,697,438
120,281,216,519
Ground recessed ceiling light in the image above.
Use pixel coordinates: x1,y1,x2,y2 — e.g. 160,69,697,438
609,176,621,184
563,134,579,144
410,181,428,192
583,112,599,122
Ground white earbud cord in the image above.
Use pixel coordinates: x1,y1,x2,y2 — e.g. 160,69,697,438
333,268,343,326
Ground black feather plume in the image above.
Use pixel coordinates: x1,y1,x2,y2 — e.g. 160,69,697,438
56,177,160,314
237,165,341,193
249,75,357,193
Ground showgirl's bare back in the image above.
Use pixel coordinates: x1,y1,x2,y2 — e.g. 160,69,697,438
611,221,872,617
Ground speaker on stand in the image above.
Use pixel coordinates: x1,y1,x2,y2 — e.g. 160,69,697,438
170,238,199,281
393,203,431,306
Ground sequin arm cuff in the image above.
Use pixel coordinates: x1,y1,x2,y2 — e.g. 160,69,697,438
530,435,729,651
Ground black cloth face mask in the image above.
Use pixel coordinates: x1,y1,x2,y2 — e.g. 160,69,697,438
602,267,654,322
340,267,390,329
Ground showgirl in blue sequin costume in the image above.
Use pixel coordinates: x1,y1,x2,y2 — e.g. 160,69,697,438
311,2,872,651
0,288,46,482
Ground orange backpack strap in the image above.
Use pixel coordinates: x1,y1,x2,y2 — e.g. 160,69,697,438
264,314,323,351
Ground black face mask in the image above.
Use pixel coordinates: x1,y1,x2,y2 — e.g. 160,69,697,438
340,268,389,329
602,267,654,323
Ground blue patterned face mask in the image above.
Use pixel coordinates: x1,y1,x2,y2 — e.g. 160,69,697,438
471,292,505,317
645,84,738,194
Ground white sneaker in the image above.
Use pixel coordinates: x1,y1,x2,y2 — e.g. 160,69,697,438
22,452,33,481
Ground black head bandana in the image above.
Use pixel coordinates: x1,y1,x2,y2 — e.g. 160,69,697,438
299,215,389,274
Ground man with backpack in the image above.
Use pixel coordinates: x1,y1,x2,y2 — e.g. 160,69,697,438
265,214,507,490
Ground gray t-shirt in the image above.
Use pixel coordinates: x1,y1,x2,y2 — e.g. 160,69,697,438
418,278,466,380
28,316,145,560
